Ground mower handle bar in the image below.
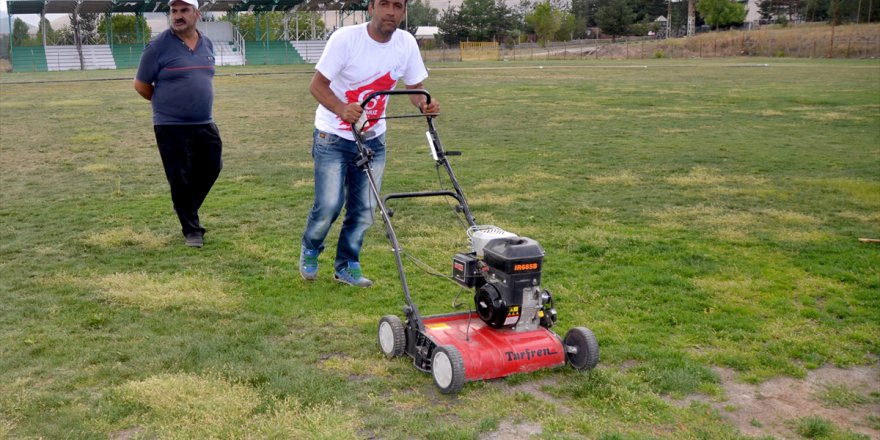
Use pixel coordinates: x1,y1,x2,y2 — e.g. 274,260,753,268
358,89,431,109
355,90,437,130
382,190,465,208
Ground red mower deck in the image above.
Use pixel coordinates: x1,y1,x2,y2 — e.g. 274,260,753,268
422,312,566,381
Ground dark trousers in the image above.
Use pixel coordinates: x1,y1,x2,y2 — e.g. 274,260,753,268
154,123,223,237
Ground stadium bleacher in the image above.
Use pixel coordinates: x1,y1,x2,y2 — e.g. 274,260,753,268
290,40,326,63
45,45,116,71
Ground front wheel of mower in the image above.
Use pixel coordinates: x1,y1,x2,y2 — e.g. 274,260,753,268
431,345,465,394
377,315,405,358
564,327,599,371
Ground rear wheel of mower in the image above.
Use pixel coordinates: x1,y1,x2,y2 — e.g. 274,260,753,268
564,327,599,371
431,345,465,394
377,315,405,358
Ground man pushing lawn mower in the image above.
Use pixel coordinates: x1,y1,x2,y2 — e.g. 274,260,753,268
334,87,599,394
298,0,440,287
296,0,597,394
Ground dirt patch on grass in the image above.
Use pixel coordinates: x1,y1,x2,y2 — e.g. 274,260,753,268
487,363,878,439
676,364,880,439
479,420,544,440
108,427,148,440
497,378,573,415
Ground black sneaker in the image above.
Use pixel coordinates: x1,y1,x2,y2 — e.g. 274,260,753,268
185,233,204,248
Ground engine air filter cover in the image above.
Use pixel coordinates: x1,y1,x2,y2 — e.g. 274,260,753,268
483,237,544,274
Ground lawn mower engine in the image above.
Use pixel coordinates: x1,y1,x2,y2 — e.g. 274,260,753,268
453,227,558,332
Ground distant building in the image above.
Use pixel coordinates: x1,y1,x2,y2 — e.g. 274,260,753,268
415,26,439,41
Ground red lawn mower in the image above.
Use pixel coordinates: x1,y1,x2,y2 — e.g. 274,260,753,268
353,90,599,394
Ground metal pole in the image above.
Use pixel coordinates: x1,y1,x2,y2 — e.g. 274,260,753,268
255,12,261,46
41,14,47,46
105,12,112,45
7,13,13,69
687,0,695,36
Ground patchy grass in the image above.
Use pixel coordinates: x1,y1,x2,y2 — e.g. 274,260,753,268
83,226,169,250
816,383,873,409
0,59,878,438
111,373,359,439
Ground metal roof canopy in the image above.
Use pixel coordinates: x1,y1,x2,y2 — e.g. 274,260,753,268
6,0,367,14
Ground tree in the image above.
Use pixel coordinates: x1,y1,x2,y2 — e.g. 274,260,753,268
98,14,152,44
437,0,518,43
37,17,55,44
437,5,468,44
630,0,667,22
696,0,746,29
55,27,75,45
803,0,831,20
404,0,440,34
223,12,324,41
526,2,563,44
595,0,635,39
758,0,801,22
571,0,590,22
555,9,580,40
460,0,517,41
12,18,30,46
73,13,101,44
459,0,498,40
511,0,535,41
572,0,601,29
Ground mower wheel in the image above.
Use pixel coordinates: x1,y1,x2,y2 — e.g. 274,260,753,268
377,315,406,358
431,345,465,394
564,327,599,371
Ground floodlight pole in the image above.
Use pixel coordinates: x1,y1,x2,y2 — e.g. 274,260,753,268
687,0,694,36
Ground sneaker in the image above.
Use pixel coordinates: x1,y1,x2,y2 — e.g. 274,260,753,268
299,246,320,280
334,262,373,288
185,233,204,248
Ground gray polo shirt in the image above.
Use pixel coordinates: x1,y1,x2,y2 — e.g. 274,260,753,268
136,29,216,125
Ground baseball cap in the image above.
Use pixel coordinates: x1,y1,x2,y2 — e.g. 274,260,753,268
170,0,199,8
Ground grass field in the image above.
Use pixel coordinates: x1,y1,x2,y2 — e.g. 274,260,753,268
1,59,878,439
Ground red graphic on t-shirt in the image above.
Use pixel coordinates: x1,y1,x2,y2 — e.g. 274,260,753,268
341,72,397,132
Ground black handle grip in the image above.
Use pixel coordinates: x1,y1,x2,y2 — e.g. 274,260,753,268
359,89,431,109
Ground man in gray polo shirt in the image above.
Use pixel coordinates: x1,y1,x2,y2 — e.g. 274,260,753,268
135,0,222,248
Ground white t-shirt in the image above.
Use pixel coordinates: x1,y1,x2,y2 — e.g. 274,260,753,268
314,23,429,140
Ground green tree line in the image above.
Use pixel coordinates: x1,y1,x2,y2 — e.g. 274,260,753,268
422,0,877,44
8,0,877,49
12,14,151,46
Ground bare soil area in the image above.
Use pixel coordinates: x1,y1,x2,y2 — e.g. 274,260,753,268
698,364,880,440
482,364,879,439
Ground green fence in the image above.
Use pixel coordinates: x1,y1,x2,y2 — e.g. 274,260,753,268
11,46,48,72
244,41,304,65
111,44,145,69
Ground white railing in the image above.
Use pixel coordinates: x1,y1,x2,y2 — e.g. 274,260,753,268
233,26,246,62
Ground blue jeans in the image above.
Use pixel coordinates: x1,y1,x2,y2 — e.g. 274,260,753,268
302,129,386,272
